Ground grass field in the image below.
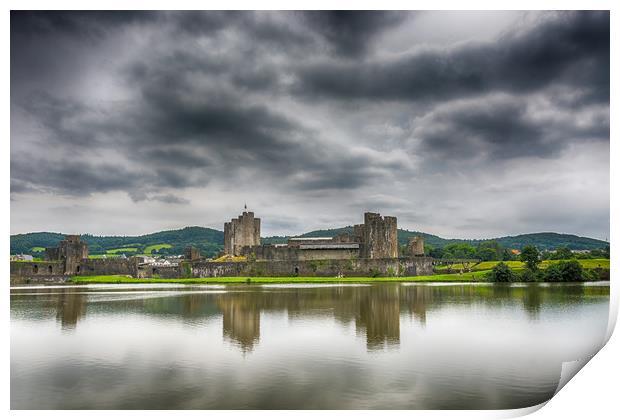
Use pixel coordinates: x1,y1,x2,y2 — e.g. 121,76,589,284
144,244,172,254
30,246,45,252
106,247,138,254
437,259,609,271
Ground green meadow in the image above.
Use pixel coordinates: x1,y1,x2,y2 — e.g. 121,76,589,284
105,247,138,254
436,259,609,271
144,243,172,254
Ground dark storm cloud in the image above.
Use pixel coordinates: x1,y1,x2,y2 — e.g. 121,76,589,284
9,11,610,239
294,11,609,103
299,11,409,57
11,158,141,196
11,10,157,39
413,95,609,161
10,55,385,198
415,98,546,160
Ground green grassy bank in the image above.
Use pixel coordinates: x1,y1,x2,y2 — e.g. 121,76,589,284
71,271,494,284
68,259,609,284
436,258,610,271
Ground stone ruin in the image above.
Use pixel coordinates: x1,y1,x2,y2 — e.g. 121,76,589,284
353,212,399,259
184,246,201,261
45,234,89,274
223,210,261,256
407,236,425,257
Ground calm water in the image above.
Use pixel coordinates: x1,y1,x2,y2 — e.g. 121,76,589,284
11,282,609,409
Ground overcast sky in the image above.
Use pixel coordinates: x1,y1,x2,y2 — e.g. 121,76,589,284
10,11,609,239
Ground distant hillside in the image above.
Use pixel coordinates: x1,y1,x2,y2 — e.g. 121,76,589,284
263,227,608,251
11,226,608,258
11,227,224,257
488,232,609,251
263,226,451,248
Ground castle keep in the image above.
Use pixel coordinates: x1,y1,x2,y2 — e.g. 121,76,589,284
224,210,261,256
355,212,398,259
11,209,433,284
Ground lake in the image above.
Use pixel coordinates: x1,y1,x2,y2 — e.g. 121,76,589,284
10,281,610,409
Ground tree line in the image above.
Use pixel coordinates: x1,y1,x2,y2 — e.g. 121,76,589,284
487,245,608,282
422,241,609,261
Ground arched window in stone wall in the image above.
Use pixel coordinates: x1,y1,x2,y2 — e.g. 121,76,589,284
33,265,38,274
48,265,53,274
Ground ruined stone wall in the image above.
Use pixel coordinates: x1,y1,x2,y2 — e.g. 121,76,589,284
190,257,433,278
224,211,261,255
241,245,298,261
10,258,137,283
11,256,434,282
407,236,425,256
134,262,182,279
10,261,65,279
78,258,138,276
356,212,399,259
240,244,360,261
296,249,360,261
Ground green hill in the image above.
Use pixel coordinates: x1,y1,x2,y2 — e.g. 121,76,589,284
11,226,608,258
11,227,224,258
263,227,608,251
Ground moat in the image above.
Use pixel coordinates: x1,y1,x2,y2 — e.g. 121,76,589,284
11,281,609,409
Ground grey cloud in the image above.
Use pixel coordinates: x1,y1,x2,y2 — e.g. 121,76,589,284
9,11,609,239
142,148,212,169
151,194,191,205
412,94,609,162
298,11,410,57
294,11,609,104
11,158,141,196
11,10,157,40
129,191,190,205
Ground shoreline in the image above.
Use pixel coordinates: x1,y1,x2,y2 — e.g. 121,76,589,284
64,272,610,285
70,272,493,284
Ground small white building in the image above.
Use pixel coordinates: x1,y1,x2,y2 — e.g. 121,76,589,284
11,254,34,261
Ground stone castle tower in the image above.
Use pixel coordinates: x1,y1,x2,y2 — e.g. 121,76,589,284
354,212,399,259
224,209,261,256
407,236,425,256
45,234,89,274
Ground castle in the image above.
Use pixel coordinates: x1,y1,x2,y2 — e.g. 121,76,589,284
10,209,432,284
227,211,403,262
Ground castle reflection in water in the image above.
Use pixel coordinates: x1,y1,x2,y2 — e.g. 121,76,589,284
13,282,590,353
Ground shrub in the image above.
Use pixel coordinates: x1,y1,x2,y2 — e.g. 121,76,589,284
542,264,563,282
557,259,584,282
519,268,538,282
487,262,517,282
543,260,584,282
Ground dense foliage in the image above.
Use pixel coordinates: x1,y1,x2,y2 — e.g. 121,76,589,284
485,258,598,282
487,262,518,282
520,245,541,271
